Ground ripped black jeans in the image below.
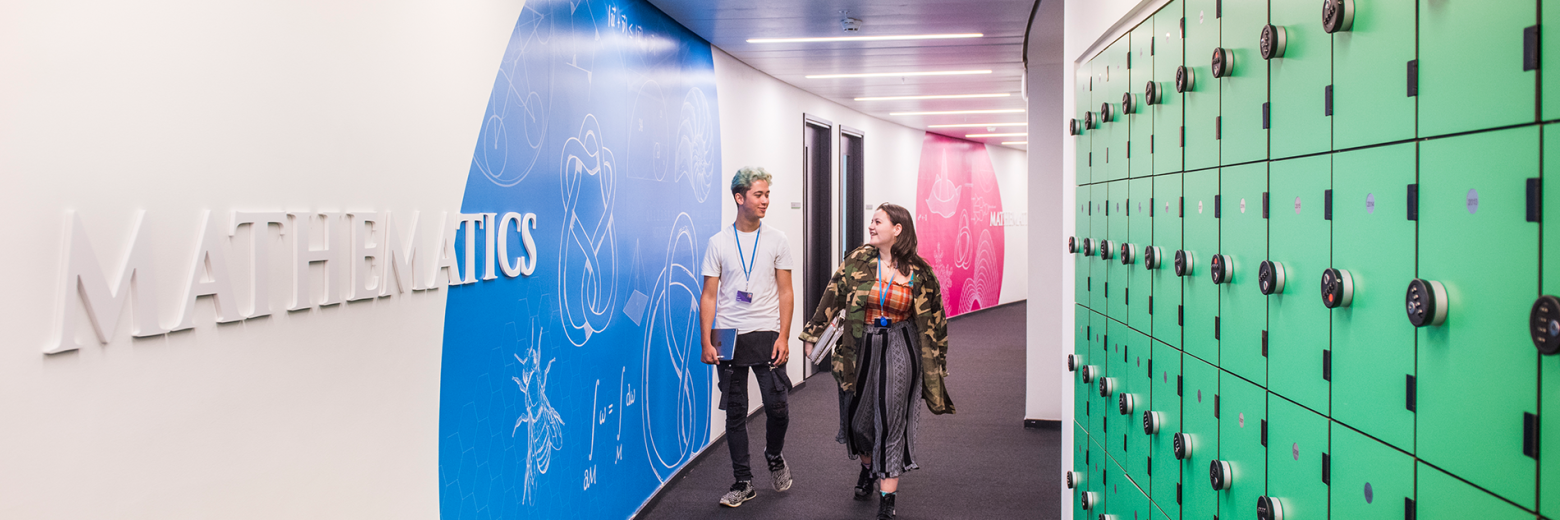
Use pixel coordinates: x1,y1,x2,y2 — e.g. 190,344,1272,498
717,332,793,482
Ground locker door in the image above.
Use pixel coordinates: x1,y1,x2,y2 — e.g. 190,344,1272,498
1542,125,1560,519
1331,143,1417,451
1075,423,1093,520
1544,0,1560,121
1332,0,1416,149
1077,304,1094,432
1183,0,1221,171
1094,311,1114,436
1267,155,1332,414
1077,186,1093,308
1152,0,1186,175
1418,126,1539,509
1148,341,1183,520
1331,423,1416,520
1130,24,1155,179
1122,330,1154,487
1100,39,1131,182
1268,0,1332,159
1181,356,1220,520
1108,180,1131,322
1093,436,1112,513
1417,462,1534,520
1183,168,1221,363
1218,163,1269,385
1217,0,1268,165
1106,320,1134,467
1129,178,1155,330
1078,61,1095,185
1106,459,1153,520
1266,396,1329,520
1153,174,1185,348
1216,371,1266,518
1093,183,1112,312
1417,0,1536,137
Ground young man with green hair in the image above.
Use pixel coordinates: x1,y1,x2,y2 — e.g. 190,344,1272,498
700,166,796,507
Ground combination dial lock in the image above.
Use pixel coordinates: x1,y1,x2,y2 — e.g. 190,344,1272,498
1323,0,1356,33
1069,118,1082,136
1069,236,1078,254
1143,410,1164,434
1529,295,1560,355
1145,81,1161,105
1098,376,1117,398
1080,365,1097,384
1260,25,1288,60
1085,111,1096,129
1210,254,1233,284
1099,102,1114,123
1321,268,1354,309
1118,393,1136,415
1080,491,1100,510
1405,278,1448,327
1211,47,1234,78
1257,496,1286,520
1065,470,1079,489
1173,432,1193,460
1081,238,1095,256
1120,243,1137,265
1121,92,1136,114
1176,66,1194,93
1174,250,1195,277
1210,460,1234,491
1144,246,1163,270
1066,353,1081,371
1099,240,1115,260
1258,260,1286,295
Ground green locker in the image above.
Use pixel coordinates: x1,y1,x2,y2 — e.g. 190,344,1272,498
1180,356,1219,520
1153,0,1186,175
1331,0,1416,149
1418,127,1539,509
1417,462,1534,520
1106,458,1153,520
1331,143,1417,451
1152,174,1184,348
1544,0,1560,122
1183,0,1220,171
1417,0,1536,137
1265,395,1329,520
1129,24,1155,179
1121,329,1154,487
1100,39,1131,182
1267,155,1332,413
1078,60,1095,185
1077,186,1093,309
1542,124,1560,519
1093,436,1112,514
1074,423,1093,520
1091,311,1110,436
1093,183,1111,312
1217,0,1268,165
1217,163,1268,385
1105,320,1134,467
1128,178,1155,330
1148,341,1182,520
1183,168,1220,363
1077,305,1094,432
1268,0,1332,159
1108,180,1130,322
1331,423,1416,520
1215,371,1266,519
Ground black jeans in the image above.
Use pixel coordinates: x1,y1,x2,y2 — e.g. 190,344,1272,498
717,332,792,482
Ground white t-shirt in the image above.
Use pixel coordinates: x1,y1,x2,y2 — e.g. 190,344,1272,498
702,223,794,334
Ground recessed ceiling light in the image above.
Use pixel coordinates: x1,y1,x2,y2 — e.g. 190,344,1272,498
1001,141,1029,145
806,70,991,79
748,33,983,44
965,132,1028,138
890,108,1024,116
855,93,1010,101
927,122,1028,128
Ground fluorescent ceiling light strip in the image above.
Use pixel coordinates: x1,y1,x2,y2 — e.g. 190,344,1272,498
1001,141,1029,145
806,70,991,79
891,109,1025,115
966,132,1028,138
748,33,983,44
855,93,1010,101
927,122,1029,128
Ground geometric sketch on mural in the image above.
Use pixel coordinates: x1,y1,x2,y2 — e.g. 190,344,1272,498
954,210,974,269
560,114,619,346
674,88,715,203
623,239,650,325
925,149,962,218
640,212,706,482
510,315,566,505
960,229,998,314
625,80,671,182
475,5,551,187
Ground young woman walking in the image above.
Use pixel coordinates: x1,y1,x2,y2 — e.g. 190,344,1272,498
800,203,955,520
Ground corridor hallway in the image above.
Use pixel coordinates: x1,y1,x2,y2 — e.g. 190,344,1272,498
639,302,1059,519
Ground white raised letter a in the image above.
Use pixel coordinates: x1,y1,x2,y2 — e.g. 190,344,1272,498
44,211,169,354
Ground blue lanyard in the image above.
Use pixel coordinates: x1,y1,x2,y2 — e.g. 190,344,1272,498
733,224,760,283
877,257,915,312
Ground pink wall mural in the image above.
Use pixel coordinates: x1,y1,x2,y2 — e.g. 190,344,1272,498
914,132,1004,317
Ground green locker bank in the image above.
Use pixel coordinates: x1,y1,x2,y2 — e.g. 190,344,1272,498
1066,0,1560,518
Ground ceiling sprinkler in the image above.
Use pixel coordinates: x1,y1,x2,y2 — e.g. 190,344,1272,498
841,17,862,32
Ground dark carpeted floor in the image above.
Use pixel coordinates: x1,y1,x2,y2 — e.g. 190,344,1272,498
637,302,1060,520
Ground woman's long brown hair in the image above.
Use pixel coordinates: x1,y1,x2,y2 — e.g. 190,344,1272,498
876,203,926,272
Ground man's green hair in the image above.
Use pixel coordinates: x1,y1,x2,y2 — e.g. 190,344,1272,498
730,166,773,196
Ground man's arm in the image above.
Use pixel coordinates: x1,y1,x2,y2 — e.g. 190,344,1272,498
700,275,721,365
772,268,794,365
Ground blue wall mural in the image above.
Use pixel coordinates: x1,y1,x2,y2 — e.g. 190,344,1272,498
438,0,720,517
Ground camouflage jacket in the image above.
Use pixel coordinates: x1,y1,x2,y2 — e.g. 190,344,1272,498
798,245,954,415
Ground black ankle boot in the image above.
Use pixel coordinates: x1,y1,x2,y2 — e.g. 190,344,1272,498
854,465,874,501
876,492,896,519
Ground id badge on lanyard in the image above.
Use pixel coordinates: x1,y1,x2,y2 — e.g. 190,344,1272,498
734,224,759,305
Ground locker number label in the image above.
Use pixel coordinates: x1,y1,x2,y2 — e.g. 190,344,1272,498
1240,199,1247,214
1296,196,1303,214
1467,189,1479,214
1366,193,1375,214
